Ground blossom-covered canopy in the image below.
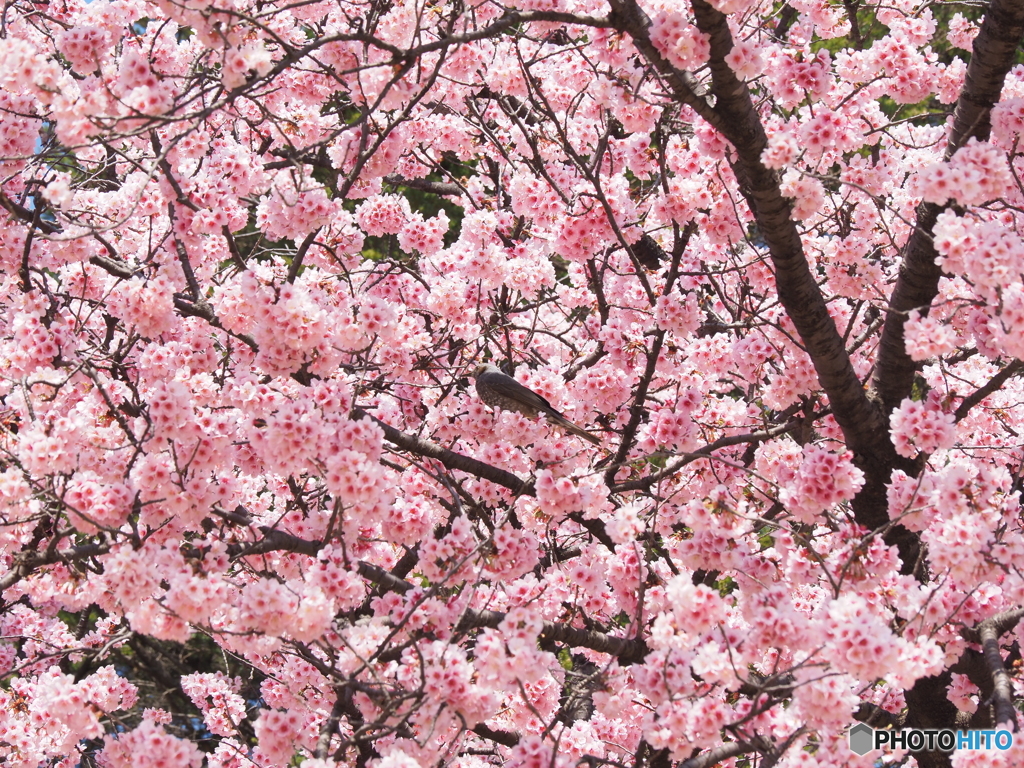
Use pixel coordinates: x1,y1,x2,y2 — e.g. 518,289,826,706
1,0,1024,767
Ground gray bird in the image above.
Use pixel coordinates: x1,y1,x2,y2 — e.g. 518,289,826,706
472,364,601,445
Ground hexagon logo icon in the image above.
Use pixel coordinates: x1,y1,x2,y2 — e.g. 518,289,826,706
849,723,874,756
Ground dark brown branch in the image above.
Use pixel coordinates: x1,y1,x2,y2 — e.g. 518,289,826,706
172,295,259,351
947,0,1024,153
954,359,1024,422
0,540,111,592
604,329,664,488
316,693,347,759
603,226,694,487
978,620,1018,730
167,204,202,300
872,0,1024,417
0,190,60,234
954,609,1024,731
356,561,413,594
384,175,463,196
535,619,646,662
961,608,1024,645
679,742,753,768
353,409,533,496
89,254,135,279
337,682,378,768
461,609,644,661
19,204,39,292
229,526,321,558
873,204,943,417
669,0,894,530
357,561,646,661
472,723,520,747
841,0,862,48
773,4,797,40
610,421,798,494
605,0,720,130
221,225,249,271
286,228,320,284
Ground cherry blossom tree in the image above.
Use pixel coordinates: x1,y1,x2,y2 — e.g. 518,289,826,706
3,0,1024,765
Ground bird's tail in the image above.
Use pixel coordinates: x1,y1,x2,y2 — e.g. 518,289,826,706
548,413,602,446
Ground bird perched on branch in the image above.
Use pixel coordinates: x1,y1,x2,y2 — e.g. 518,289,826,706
472,363,601,445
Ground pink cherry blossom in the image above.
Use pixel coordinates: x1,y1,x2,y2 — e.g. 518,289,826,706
890,397,957,458
650,12,711,71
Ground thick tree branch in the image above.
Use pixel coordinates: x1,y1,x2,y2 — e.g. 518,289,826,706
315,693,347,759
353,408,533,496
605,0,721,130
679,742,753,768
872,0,1024,416
961,608,1024,645
947,0,1024,153
229,525,321,558
872,201,943,418
356,562,647,660
173,295,260,351
0,540,111,593
286,228,320,284
668,0,900,532
954,359,1024,422
0,190,60,234
604,329,664,488
959,608,1024,729
356,561,416,595
384,175,463,196
472,723,520,747
978,620,1018,729
89,253,136,279
610,421,798,493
